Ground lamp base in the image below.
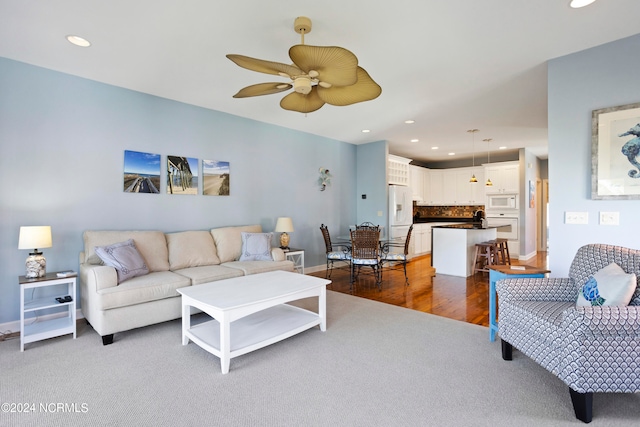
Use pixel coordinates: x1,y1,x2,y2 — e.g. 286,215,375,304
279,232,290,250
25,252,46,278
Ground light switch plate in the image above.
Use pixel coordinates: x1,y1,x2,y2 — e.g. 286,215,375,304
599,211,619,225
565,211,588,224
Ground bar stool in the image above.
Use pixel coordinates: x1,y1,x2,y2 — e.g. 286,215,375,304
493,238,511,265
473,242,498,273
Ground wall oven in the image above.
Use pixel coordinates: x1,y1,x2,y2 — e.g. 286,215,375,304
486,213,518,240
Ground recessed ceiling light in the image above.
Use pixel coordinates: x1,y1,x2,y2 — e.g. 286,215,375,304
448,152,455,156
499,146,507,150
431,146,439,150
361,129,370,133
66,35,91,47
404,120,415,124
569,0,596,8
410,139,419,143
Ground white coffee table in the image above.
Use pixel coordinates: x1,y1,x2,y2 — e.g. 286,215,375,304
177,270,330,374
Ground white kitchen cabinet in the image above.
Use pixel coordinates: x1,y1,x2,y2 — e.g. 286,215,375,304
388,154,412,186
454,167,485,204
410,165,425,201
411,223,432,255
425,170,444,205
484,162,519,194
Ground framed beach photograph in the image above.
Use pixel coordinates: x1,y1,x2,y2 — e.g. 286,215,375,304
167,156,198,195
123,150,161,193
592,102,640,199
202,160,230,196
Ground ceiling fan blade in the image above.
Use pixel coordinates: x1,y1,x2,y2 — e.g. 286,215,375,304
226,54,302,77
280,87,325,113
317,67,382,106
289,45,358,86
232,82,293,98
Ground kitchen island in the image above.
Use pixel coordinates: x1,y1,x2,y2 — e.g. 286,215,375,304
431,224,497,277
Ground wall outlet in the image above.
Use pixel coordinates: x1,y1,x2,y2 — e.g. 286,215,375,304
377,211,383,217
599,211,619,225
565,211,588,224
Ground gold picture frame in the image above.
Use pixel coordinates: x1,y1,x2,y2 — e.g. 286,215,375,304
591,102,640,199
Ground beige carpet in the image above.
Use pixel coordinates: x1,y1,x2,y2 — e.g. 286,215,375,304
2,291,639,426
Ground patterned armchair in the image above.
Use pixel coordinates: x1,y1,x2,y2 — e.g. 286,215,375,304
497,244,640,423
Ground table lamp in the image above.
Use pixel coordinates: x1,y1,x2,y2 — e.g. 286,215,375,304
18,226,52,278
274,217,294,250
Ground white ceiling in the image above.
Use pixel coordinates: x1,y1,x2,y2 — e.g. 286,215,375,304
2,0,639,163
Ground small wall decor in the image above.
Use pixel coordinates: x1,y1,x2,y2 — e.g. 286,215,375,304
318,167,331,191
167,156,198,195
202,160,230,196
529,180,535,208
592,102,640,199
123,150,161,193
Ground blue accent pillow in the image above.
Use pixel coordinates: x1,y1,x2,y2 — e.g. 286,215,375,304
95,239,149,284
239,232,273,261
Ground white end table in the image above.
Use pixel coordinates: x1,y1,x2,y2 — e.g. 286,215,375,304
284,248,304,274
19,272,77,351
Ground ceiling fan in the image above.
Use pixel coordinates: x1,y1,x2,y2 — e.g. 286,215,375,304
226,16,382,113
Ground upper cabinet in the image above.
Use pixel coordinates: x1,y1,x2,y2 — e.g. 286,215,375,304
484,162,519,194
411,166,485,205
388,154,411,186
410,165,425,201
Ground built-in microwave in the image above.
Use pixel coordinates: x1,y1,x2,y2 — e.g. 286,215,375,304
487,194,518,211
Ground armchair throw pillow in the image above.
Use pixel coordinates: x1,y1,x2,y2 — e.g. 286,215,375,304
95,239,150,284
239,232,273,261
577,262,637,307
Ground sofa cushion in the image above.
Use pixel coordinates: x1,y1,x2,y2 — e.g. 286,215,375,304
97,271,190,310
94,239,149,284
577,262,636,307
239,232,273,261
222,260,294,275
84,230,170,272
166,230,220,270
210,225,262,263
173,265,244,285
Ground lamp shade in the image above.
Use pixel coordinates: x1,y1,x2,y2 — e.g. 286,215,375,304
274,217,294,233
18,226,52,250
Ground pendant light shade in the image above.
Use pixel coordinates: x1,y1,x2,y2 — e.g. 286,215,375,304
483,138,493,186
467,129,479,183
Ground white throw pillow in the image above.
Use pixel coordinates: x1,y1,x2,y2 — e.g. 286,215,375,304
95,239,149,284
239,232,273,261
577,262,637,307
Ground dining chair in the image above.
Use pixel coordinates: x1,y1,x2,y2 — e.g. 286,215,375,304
380,224,413,285
349,229,382,290
355,222,380,231
319,224,351,279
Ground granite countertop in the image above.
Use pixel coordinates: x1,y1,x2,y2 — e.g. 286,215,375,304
431,223,497,229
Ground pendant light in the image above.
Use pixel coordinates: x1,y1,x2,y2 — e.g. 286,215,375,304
483,138,493,186
467,129,479,183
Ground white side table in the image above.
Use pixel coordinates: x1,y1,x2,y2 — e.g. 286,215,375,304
284,248,305,274
19,272,77,351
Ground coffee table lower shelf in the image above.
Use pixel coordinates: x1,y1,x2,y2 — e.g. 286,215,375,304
184,304,320,372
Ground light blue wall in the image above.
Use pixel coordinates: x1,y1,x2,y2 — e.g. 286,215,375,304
356,141,388,233
548,33,640,276
0,57,357,324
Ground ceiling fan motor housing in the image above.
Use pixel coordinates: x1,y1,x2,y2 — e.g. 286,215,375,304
293,76,312,94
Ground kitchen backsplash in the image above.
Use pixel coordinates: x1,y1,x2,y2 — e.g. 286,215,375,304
414,204,484,219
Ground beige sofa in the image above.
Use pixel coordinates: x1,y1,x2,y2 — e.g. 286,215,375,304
79,225,294,345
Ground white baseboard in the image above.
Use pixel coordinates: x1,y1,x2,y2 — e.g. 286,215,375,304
0,309,84,335
518,250,538,261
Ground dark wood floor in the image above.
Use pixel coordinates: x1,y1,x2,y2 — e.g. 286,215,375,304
309,251,548,327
